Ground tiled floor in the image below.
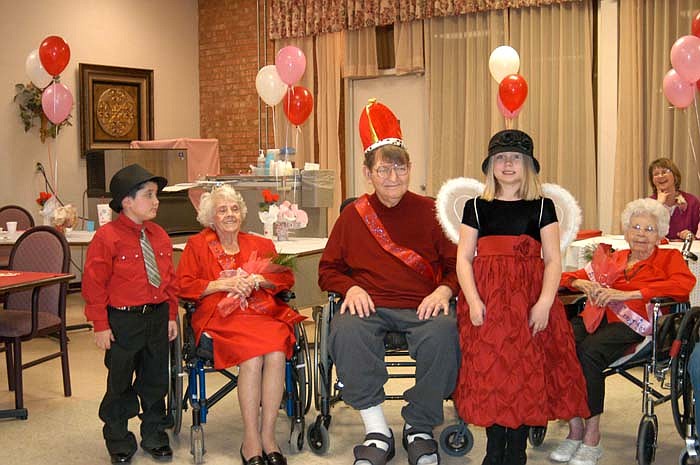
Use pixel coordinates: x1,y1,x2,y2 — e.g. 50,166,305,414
0,293,692,465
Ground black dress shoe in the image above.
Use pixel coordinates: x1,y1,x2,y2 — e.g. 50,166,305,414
143,445,173,462
110,451,134,464
264,451,287,465
240,447,266,465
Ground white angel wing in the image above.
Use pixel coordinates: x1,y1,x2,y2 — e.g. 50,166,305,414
436,177,485,244
542,183,582,251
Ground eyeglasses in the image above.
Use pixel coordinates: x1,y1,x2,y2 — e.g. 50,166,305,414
631,224,657,234
373,164,410,178
653,168,671,177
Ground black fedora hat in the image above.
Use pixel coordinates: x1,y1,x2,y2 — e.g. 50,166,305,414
482,129,539,174
109,164,168,212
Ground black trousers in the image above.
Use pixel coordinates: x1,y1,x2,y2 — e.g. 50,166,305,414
570,315,643,417
99,303,170,454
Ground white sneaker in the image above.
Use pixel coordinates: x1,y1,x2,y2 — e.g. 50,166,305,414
569,444,603,465
549,439,582,462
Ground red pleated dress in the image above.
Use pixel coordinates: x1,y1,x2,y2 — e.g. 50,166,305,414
453,232,590,428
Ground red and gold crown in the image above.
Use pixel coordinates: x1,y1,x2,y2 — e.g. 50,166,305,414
358,98,405,155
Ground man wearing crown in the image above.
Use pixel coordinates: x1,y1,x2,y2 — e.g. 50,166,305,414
319,99,460,465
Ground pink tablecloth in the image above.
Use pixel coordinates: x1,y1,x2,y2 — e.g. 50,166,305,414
130,138,220,208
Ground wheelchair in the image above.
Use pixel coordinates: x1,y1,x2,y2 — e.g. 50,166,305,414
548,292,693,465
167,292,312,464
669,306,700,465
307,291,474,457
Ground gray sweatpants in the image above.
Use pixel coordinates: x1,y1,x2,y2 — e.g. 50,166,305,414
328,307,460,429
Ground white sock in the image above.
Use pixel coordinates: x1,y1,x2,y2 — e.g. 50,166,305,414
355,405,391,465
405,423,438,465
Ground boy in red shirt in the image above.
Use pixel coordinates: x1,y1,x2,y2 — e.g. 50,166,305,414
82,164,178,464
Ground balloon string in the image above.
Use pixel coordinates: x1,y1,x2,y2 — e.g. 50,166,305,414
272,105,277,148
691,95,700,185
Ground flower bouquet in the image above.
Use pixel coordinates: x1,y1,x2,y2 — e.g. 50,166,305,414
580,243,624,333
216,251,297,317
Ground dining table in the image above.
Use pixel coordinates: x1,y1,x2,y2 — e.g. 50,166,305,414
0,270,75,419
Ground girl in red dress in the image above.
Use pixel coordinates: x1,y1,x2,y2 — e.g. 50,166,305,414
453,130,589,465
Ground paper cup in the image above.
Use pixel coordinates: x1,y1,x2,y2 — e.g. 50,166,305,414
97,204,112,226
6,221,17,234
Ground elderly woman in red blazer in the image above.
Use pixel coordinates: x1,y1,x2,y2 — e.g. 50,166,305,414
177,184,302,465
550,198,696,465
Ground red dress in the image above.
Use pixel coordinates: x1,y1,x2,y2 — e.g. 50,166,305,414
177,230,303,369
454,234,590,428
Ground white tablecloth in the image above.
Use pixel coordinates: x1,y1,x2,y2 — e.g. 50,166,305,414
565,235,700,306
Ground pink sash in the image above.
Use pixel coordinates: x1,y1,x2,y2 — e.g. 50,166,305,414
354,194,436,283
584,263,653,336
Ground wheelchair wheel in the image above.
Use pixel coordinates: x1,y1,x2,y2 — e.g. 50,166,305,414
190,424,205,464
167,315,184,435
672,308,700,438
679,447,700,465
295,322,313,415
439,422,474,457
528,425,547,447
307,420,330,455
289,419,305,454
636,415,658,465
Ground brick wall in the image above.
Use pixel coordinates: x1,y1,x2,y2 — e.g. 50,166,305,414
199,0,275,174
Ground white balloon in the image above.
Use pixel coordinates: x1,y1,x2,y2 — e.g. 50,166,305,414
256,65,287,106
25,49,52,89
488,46,520,83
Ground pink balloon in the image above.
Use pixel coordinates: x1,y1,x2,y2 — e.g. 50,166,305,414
663,69,695,109
497,93,522,119
670,35,700,83
275,46,306,85
41,82,73,124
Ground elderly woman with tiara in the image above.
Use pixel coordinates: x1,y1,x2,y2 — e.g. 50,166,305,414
177,184,304,465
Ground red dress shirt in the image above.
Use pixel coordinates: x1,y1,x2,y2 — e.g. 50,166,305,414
82,214,178,332
319,192,458,309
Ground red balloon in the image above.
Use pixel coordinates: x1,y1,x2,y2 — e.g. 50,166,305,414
498,74,528,113
693,11,700,38
39,36,70,76
283,86,313,126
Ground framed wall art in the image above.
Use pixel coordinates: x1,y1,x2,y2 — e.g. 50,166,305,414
79,63,154,156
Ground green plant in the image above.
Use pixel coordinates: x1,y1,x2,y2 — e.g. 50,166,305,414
13,83,72,142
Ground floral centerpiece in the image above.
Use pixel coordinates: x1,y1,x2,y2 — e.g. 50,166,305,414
257,189,309,241
36,191,58,225
36,191,77,232
258,189,280,239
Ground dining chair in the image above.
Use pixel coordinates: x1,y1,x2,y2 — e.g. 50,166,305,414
0,226,71,418
0,205,35,270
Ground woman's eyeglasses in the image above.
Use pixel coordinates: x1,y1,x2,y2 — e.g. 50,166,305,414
374,164,409,178
631,224,657,234
652,168,671,177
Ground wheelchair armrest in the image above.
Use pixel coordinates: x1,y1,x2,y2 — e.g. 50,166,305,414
180,300,197,314
650,296,676,305
275,289,296,302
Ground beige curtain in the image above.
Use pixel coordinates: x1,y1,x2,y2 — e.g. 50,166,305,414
510,1,597,227
425,11,507,191
344,27,379,77
316,31,345,231
426,1,597,228
613,0,700,232
394,20,425,75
